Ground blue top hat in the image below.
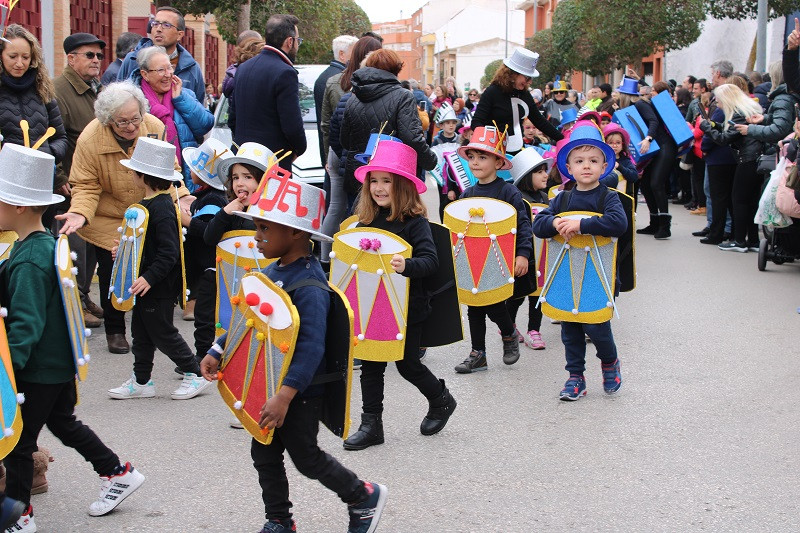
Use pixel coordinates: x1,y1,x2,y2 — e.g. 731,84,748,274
556,120,616,181
617,77,640,96
558,108,578,130
355,133,403,164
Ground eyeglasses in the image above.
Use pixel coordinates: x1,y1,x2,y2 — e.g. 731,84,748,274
146,65,175,76
71,51,104,60
151,20,178,30
112,116,142,129
293,36,303,45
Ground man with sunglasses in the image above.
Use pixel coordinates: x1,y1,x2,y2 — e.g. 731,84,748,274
53,32,107,329
116,6,205,104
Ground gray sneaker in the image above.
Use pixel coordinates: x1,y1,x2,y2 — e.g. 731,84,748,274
502,335,521,365
454,350,487,373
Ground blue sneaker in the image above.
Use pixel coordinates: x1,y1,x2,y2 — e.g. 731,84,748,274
559,374,586,401
601,359,622,394
348,482,387,533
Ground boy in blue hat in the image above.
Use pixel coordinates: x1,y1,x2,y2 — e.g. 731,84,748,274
531,122,627,400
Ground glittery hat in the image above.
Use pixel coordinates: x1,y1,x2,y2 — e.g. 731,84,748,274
234,165,331,242
354,137,426,193
509,147,553,186
216,142,276,181
356,133,402,165
434,102,457,124
556,120,616,181
120,137,183,181
458,125,512,170
503,47,539,78
0,143,64,206
182,138,233,190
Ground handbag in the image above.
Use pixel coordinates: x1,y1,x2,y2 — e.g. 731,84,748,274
756,153,777,175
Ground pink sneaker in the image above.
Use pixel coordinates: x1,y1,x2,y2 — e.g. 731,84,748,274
523,330,545,350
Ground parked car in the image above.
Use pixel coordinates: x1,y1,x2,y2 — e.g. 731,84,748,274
208,64,327,186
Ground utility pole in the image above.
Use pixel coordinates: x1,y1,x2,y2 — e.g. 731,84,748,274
505,0,509,58
755,0,767,71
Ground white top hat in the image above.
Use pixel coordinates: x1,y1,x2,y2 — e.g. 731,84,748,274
217,142,276,182
120,137,183,182
503,48,540,78
0,144,64,206
235,165,331,242
182,138,233,190
510,147,553,185
434,102,457,124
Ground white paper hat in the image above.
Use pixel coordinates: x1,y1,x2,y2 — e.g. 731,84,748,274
0,144,64,206
120,137,183,182
503,48,540,78
182,138,233,190
217,142,276,182
434,102,457,124
510,147,553,185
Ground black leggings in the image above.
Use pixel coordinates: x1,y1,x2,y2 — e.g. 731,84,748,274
640,138,678,214
467,302,514,351
506,296,543,332
707,163,736,242
691,159,707,207
731,160,760,245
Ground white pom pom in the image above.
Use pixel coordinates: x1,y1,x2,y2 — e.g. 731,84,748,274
84,354,91,362
120,235,127,242
489,234,497,241
0,308,7,318
3,427,12,437
84,328,91,337
540,296,546,303
117,226,123,233
610,236,618,243
70,266,78,275
508,277,515,284
328,251,336,259
511,228,517,235
233,401,243,410
128,288,133,294
68,280,76,289
77,358,85,366
61,277,71,287
606,301,613,308
182,227,188,235
395,333,404,341
457,232,464,239
565,243,571,249
357,333,365,341
182,236,186,242
186,289,191,297
376,269,384,276
350,263,358,270
471,287,478,294
108,285,115,292
117,297,123,304
584,246,590,252
572,308,579,315
70,251,78,261
536,270,541,278
16,393,24,404
138,227,144,234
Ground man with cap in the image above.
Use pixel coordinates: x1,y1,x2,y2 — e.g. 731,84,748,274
101,32,141,86
54,32,106,328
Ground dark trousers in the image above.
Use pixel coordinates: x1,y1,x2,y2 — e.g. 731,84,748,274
71,235,97,308
131,295,199,384
640,140,678,214
731,160,760,245
251,396,366,523
5,380,120,506
677,160,692,200
96,247,126,335
193,269,217,360
467,302,514,351
506,296,543,332
561,321,618,375
359,323,443,415
707,163,736,241
691,159,707,207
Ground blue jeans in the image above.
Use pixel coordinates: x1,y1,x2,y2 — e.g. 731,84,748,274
561,321,618,374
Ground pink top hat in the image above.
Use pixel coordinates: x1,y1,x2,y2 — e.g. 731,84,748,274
354,138,427,194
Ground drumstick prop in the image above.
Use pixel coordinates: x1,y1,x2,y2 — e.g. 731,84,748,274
31,127,56,151
590,236,620,319
19,120,29,148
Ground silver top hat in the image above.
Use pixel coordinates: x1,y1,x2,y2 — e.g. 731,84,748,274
0,144,64,206
120,137,183,182
182,138,232,190
503,48,540,78
216,142,276,182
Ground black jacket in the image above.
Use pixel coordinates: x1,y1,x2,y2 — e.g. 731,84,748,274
314,60,345,164
785,47,800,96
203,208,256,247
139,192,182,300
701,112,763,164
186,186,227,272
329,91,352,177
232,46,306,170
340,67,436,195
473,84,562,152
0,70,67,163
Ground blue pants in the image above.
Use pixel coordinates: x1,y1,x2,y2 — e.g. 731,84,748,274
561,321,618,374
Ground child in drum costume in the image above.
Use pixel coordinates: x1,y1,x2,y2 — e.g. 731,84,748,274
454,126,533,373
531,121,627,400
200,170,387,533
343,139,457,451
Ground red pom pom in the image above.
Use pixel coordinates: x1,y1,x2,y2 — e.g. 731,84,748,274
245,292,260,306
260,302,273,316
231,296,241,305
215,256,222,263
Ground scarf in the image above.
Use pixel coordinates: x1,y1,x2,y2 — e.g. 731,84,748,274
0,68,37,92
140,79,181,164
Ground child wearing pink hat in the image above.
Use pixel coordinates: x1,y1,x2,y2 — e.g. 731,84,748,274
343,139,457,451
602,123,639,198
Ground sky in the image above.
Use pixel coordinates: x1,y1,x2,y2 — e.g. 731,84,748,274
355,0,428,24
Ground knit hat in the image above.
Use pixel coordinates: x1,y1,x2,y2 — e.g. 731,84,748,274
217,142,275,181
556,120,616,181
457,126,513,171
354,136,426,193
182,138,233,190
119,137,183,182
0,144,64,206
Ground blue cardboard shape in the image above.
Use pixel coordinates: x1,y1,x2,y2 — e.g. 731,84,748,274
612,107,660,163
651,91,693,150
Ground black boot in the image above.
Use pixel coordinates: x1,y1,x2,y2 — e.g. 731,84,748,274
343,413,384,451
654,214,671,240
420,380,457,436
636,214,659,235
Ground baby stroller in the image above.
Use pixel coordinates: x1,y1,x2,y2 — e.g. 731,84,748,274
758,221,800,271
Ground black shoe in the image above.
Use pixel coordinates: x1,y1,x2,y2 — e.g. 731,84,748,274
501,335,521,364
700,237,723,245
636,214,659,235
723,232,732,241
673,196,689,205
654,215,671,240
692,228,710,237
420,380,457,436
343,413,384,451
106,333,130,354
684,202,697,209
454,349,487,373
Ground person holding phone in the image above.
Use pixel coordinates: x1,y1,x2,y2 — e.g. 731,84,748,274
135,45,213,191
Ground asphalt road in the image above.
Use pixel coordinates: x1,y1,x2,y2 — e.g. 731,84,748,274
31,197,799,532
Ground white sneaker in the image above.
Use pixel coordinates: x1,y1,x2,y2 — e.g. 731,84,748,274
108,375,155,399
87,462,145,517
171,373,213,400
5,505,36,532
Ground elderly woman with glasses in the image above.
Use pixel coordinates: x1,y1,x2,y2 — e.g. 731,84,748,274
133,45,213,191
56,81,194,355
